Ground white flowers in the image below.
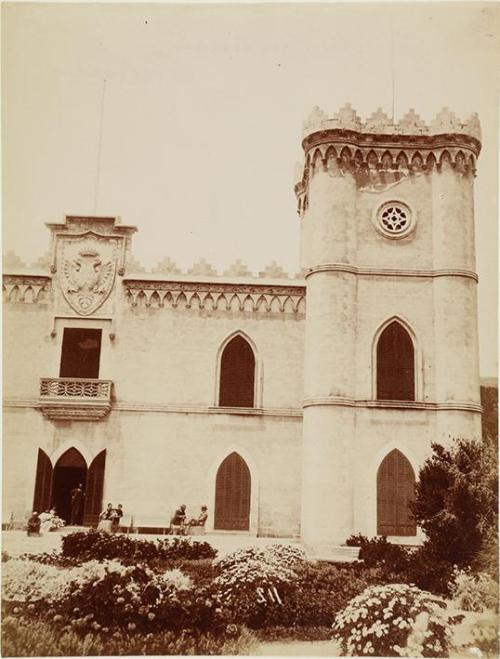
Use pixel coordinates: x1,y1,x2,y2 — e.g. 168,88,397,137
333,584,452,657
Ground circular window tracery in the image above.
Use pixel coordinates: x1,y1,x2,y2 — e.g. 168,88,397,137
374,201,415,239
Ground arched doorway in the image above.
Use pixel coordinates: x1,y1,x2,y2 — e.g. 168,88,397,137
214,452,251,530
32,447,107,527
52,448,87,524
377,449,416,536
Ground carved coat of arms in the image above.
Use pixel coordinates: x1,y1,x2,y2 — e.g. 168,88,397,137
58,235,117,315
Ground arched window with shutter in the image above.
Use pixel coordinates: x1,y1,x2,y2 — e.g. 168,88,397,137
218,334,256,407
214,452,251,530
376,320,415,400
377,449,416,536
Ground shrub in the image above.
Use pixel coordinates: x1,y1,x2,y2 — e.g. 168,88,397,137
449,568,499,613
254,562,398,630
346,535,456,596
411,439,498,569
61,530,217,563
214,544,306,627
332,583,453,657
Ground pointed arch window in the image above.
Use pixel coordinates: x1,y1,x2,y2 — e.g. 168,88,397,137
219,335,255,408
377,449,416,536
376,321,415,401
214,452,251,530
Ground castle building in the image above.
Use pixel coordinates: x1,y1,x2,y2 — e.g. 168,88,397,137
2,105,483,549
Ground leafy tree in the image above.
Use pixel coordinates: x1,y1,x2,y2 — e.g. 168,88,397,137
411,437,498,569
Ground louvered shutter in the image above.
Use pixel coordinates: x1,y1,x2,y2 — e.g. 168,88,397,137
377,322,415,401
214,452,251,530
377,449,416,536
219,336,255,407
32,449,53,513
83,450,106,527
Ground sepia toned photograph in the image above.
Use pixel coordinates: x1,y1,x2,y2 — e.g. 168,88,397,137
1,1,499,657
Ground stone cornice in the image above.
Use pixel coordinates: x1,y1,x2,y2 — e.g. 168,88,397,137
123,278,306,314
305,264,478,282
3,398,303,418
303,396,482,413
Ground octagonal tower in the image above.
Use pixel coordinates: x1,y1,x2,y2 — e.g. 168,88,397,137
295,104,482,550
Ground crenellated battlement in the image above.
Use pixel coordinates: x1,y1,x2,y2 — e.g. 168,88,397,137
295,104,481,211
302,104,481,142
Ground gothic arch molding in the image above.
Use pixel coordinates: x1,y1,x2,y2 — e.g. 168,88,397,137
50,441,94,468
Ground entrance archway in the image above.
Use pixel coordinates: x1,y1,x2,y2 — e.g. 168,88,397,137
214,452,251,530
52,448,87,524
32,447,107,527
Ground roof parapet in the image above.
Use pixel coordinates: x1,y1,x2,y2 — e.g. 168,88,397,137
302,104,481,142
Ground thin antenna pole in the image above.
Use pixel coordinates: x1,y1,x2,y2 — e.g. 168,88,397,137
390,13,395,122
93,79,107,215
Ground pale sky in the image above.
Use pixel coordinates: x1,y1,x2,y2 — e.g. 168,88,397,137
2,2,498,376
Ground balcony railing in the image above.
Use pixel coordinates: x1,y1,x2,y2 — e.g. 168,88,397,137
39,377,112,421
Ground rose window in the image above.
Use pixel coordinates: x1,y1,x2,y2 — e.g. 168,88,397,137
375,201,414,239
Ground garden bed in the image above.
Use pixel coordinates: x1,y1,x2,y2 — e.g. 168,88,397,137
1,530,498,657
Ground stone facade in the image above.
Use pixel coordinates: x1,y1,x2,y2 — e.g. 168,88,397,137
2,105,483,546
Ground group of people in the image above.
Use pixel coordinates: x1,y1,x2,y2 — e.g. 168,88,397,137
98,503,124,532
170,504,208,534
26,508,65,536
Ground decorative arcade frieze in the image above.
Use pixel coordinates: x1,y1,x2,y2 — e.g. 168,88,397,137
295,104,482,213
123,279,306,314
39,377,112,421
2,274,51,304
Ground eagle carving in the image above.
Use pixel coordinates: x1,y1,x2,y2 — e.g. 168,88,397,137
61,246,116,315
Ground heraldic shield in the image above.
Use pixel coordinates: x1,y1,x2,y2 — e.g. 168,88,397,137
58,234,118,316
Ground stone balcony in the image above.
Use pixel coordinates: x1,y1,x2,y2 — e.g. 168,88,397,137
39,378,112,421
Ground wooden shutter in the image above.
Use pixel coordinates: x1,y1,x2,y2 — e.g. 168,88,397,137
32,449,53,513
377,321,415,401
377,449,416,536
214,452,251,530
83,450,106,527
219,336,255,407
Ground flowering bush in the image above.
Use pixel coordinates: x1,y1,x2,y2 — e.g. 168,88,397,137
214,544,306,626
449,568,499,613
2,559,72,603
61,530,217,563
332,583,453,657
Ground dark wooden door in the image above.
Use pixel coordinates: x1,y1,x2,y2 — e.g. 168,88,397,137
214,452,251,530
377,449,416,536
83,450,106,527
32,449,53,513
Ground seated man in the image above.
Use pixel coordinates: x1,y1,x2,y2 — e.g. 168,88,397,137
188,505,208,527
26,511,41,537
170,504,187,535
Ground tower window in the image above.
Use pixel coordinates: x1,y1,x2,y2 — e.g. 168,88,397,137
219,335,255,407
60,328,102,379
377,321,415,401
375,201,414,239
